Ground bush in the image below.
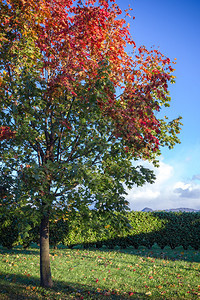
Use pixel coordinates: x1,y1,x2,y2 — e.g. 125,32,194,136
0,216,19,249
63,211,200,250
0,210,200,250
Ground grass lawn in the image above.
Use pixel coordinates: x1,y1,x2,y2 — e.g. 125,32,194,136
0,244,199,299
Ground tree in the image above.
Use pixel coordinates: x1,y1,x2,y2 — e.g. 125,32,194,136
0,0,182,287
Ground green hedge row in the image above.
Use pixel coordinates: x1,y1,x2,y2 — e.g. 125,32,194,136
63,211,200,250
0,215,68,249
0,211,200,250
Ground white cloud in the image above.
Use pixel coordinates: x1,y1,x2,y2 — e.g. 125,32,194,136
126,160,200,211
174,181,200,199
174,182,190,190
155,161,174,185
132,189,160,200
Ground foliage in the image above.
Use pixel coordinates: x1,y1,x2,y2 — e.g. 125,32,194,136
60,211,200,250
0,215,19,249
0,206,39,249
49,218,69,248
0,126,15,140
0,0,182,287
0,0,182,212
0,165,40,249
1,211,199,251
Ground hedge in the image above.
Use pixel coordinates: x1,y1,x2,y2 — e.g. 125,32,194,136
63,211,200,250
0,211,200,250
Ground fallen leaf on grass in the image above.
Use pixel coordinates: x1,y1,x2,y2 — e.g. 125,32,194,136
157,285,163,289
145,291,152,296
104,291,111,296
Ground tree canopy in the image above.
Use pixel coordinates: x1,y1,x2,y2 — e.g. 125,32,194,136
0,0,182,287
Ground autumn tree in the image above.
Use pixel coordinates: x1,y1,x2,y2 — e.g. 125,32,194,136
0,0,182,287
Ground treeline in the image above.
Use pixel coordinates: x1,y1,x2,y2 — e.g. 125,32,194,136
0,211,200,250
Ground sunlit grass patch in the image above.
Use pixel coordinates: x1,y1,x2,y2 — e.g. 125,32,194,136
0,244,199,299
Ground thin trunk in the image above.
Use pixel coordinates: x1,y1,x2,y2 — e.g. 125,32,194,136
40,213,53,288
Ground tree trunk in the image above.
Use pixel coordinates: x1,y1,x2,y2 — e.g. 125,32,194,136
40,213,53,288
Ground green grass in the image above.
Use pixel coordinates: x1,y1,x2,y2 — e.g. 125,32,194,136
0,244,199,299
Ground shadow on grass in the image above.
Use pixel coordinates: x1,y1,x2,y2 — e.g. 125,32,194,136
1,241,199,264
71,237,200,263
0,249,40,257
117,245,200,263
0,272,145,299
83,245,200,263
0,245,199,299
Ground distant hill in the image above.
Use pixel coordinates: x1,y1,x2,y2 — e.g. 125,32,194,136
141,207,200,212
142,207,153,212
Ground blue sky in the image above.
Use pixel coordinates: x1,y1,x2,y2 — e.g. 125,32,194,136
116,0,200,210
